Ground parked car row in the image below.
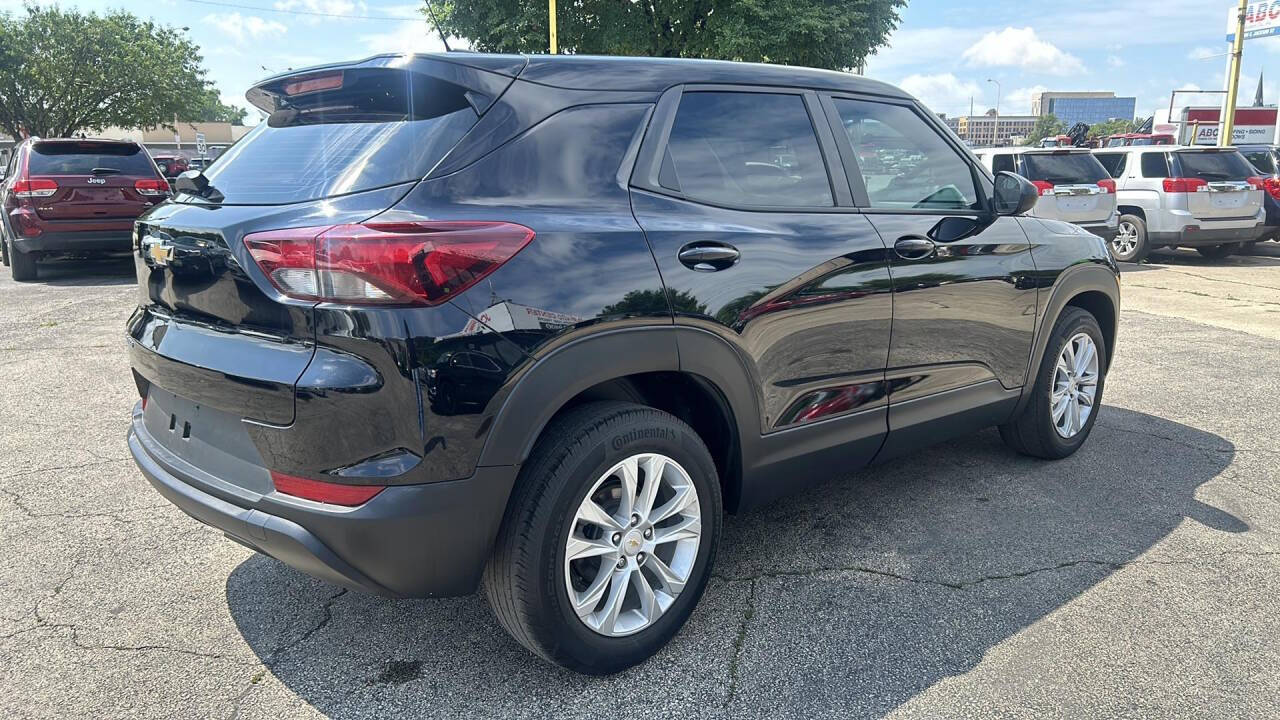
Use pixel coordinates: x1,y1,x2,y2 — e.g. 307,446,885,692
975,143,1279,262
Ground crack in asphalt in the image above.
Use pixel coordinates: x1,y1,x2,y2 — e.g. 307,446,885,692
1123,283,1280,308
263,588,349,666
1161,268,1280,293
0,457,131,482
724,578,756,707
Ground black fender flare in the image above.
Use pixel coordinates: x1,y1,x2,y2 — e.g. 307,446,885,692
1014,262,1120,417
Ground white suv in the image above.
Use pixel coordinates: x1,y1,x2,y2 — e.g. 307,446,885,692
1093,146,1265,262
974,147,1118,241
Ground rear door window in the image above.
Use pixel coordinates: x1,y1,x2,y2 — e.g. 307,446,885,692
197,70,480,205
28,142,155,175
1243,150,1277,174
1095,153,1126,177
1021,153,1108,184
1140,153,1170,178
1175,150,1258,181
665,91,833,208
831,98,980,211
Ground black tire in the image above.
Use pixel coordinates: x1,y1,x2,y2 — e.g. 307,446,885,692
999,307,1107,460
9,246,37,281
1111,214,1149,263
1196,242,1242,259
483,401,722,674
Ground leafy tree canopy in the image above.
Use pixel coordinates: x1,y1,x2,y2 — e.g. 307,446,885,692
1087,117,1136,140
192,87,248,125
431,0,907,71
1023,115,1066,146
0,6,214,139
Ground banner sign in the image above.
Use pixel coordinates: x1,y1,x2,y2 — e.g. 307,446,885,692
1226,2,1280,42
1180,106,1278,145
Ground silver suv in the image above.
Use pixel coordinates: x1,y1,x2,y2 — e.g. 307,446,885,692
1093,146,1265,262
974,147,1118,241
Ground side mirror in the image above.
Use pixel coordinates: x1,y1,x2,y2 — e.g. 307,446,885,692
992,171,1038,216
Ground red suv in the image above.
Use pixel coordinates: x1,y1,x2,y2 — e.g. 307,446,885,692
1,138,170,281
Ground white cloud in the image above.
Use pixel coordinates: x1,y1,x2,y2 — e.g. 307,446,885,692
273,0,368,24
1186,46,1222,61
1004,85,1048,116
203,13,288,44
1106,55,1125,69
358,21,464,55
866,26,984,75
961,27,1085,76
897,73,985,116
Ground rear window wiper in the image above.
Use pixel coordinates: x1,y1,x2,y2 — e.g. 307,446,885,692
90,167,122,175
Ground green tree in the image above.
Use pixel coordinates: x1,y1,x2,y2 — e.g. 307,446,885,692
192,87,248,125
599,289,707,317
1087,118,1136,141
0,6,212,139
432,0,907,71
1023,114,1066,146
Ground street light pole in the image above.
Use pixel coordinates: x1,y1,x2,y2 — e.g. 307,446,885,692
987,78,1001,145
1222,0,1248,146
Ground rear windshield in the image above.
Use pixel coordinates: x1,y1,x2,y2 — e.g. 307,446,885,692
1175,150,1257,181
1243,150,1277,175
193,70,478,205
1021,152,1108,184
28,142,155,176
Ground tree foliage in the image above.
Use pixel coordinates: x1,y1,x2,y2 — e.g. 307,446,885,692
192,88,248,126
1023,115,1066,146
1086,117,1136,140
0,6,215,139
431,0,907,71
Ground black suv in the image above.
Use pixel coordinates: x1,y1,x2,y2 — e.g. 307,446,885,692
126,54,1120,674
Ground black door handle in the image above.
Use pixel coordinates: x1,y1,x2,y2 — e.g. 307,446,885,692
894,236,936,261
678,242,740,272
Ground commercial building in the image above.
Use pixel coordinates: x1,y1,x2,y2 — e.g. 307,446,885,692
1031,91,1137,126
0,121,252,160
953,112,1037,147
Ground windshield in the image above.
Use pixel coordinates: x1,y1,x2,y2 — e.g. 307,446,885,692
1021,153,1108,184
1175,150,1258,181
1243,149,1278,175
29,142,155,176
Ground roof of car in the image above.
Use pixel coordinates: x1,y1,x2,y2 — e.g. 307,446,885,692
976,146,1091,155
1094,145,1204,154
265,52,912,99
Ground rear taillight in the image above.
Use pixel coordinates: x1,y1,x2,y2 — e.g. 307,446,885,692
1096,179,1116,194
271,471,384,506
1162,177,1208,193
135,178,169,197
1262,177,1280,200
243,221,535,306
1031,180,1054,196
13,178,57,198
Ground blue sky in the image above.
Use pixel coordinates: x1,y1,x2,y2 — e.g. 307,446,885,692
1,0,1274,123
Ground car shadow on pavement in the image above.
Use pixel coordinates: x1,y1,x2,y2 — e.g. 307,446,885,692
224,406,1237,718
22,254,135,286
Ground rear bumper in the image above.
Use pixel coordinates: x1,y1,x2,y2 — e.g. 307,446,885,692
128,404,517,598
1149,224,1264,247
12,230,133,254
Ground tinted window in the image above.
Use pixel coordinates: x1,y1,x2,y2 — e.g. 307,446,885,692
991,154,1016,174
1140,153,1170,178
1021,153,1108,184
1176,150,1258,180
196,70,478,205
1095,153,1126,177
28,142,155,176
666,92,832,207
832,98,979,211
1244,150,1277,174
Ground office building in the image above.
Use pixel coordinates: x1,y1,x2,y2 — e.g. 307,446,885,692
1031,91,1137,126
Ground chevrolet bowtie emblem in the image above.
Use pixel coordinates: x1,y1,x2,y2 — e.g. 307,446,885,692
142,235,174,266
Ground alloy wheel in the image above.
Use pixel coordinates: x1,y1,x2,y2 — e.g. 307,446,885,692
563,453,702,637
1051,332,1100,438
1112,222,1138,258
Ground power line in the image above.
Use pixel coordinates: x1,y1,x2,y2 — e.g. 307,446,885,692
180,0,420,22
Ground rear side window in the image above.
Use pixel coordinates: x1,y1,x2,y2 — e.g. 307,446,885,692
1244,150,1277,174
1140,153,1170,178
1176,150,1258,181
831,98,980,211
991,154,1016,174
197,70,479,205
666,91,833,208
1021,153,1108,184
27,142,155,176
1095,153,1126,177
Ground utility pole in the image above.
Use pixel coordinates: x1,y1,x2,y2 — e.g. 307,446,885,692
1222,0,1248,147
549,0,558,54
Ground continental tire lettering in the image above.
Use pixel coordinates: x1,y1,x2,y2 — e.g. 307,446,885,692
611,427,677,450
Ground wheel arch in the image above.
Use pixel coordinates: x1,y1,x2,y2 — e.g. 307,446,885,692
1116,205,1146,222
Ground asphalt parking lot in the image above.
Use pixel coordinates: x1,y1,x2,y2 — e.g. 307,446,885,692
1,245,1278,719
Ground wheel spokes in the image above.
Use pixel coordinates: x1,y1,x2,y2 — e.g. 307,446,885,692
577,498,623,532
635,455,664,519
653,514,701,545
645,553,687,595
566,533,617,562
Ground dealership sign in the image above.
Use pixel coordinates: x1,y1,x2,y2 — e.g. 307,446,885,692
1226,2,1280,41
1179,106,1278,145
